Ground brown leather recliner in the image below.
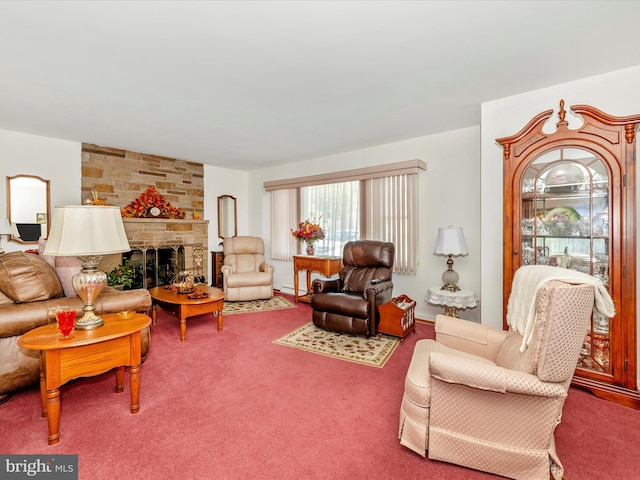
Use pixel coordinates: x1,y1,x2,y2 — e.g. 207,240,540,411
0,251,152,402
311,240,394,337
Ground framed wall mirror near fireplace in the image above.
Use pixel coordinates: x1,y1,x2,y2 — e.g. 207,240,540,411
6,174,51,243
217,195,237,239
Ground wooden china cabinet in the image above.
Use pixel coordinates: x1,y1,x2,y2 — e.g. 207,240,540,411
497,101,640,409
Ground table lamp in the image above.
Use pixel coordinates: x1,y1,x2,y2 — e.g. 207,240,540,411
0,218,12,254
44,205,130,330
433,226,468,292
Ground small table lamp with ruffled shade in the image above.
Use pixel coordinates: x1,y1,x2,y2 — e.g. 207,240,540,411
44,206,131,330
433,226,468,292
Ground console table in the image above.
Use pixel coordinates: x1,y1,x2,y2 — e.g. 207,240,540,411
293,255,342,303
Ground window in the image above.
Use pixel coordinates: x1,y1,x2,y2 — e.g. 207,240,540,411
301,181,360,257
266,160,425,273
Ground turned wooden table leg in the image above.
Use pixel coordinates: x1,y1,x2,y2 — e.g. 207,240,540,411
46,388,61,445
306,271,312,298
217,311,223,332
180,317,187,342
129,364,141,414
39,352,47,417
151,304,157,325
115,366,125,393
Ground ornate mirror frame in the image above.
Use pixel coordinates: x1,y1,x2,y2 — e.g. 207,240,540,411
217,195,237,239
6,174,51,244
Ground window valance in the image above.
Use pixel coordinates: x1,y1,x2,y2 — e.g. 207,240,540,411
263,159,426,191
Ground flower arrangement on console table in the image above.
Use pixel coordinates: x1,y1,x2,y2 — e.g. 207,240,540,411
292,217,325,255
121,187,186,219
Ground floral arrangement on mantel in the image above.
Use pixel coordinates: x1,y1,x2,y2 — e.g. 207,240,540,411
121,187,186,219
292,216,325,255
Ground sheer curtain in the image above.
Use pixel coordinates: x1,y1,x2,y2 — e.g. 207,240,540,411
364,174,418,273
270,189,298,261
301,181,360,257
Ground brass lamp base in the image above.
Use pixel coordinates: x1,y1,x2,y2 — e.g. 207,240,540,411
74,311,104,330
72,255,107,330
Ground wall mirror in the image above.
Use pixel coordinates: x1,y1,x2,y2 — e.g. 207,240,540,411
217,195,237,239
6,174,51,243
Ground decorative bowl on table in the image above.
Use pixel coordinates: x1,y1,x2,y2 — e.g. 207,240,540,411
187,290,209,299
116,311,136,321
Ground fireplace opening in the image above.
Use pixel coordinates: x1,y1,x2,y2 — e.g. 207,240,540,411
123,246,186,289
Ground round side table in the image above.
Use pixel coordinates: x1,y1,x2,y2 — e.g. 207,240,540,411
425,286,478,318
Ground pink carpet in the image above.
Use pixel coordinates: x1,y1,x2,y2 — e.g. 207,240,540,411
2,293,639,479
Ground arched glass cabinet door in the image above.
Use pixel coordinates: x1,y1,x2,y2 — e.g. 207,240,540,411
520,148,611,374
498,101,640,408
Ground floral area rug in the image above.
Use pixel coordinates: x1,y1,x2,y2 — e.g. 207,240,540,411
273,322,400,368
222,296,296,315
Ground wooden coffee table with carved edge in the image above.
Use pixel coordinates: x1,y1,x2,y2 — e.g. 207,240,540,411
148,285,225,342
17,312,151,445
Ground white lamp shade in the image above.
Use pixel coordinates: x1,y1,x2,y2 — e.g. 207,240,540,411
434,227,468,256
0,218,12,235
44,205,130,256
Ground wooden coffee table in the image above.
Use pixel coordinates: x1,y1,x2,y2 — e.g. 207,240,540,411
148,285,225,342
17,312,151,445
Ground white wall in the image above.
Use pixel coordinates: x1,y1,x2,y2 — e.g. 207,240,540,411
248,126,481,321
0,129,81,253
203,165,249,281
481,65,640,336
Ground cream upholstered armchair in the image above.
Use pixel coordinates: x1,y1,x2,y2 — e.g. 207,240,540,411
221,236,274,301
399,266,613,480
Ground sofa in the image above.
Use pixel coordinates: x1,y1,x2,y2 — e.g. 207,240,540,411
0,251,152,402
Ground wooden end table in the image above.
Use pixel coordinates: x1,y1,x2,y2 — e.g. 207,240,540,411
148,285,224,342
17,312,151,445
292,255,342,303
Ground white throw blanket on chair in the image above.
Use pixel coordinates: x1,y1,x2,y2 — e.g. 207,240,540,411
506,265,615,352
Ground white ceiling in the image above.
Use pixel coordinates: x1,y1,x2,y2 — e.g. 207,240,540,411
2,1,640,171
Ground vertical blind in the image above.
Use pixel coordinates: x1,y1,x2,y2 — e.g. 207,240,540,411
270,188,298,261
364,174,418,274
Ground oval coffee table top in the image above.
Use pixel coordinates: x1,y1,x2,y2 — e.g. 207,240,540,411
18,313,151,350
148,285,224,305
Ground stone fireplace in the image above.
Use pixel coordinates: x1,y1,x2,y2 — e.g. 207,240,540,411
81,143,209,286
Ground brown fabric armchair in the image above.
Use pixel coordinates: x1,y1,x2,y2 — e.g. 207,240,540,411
399,266,607,480
311,240,394,337
221,236,274,301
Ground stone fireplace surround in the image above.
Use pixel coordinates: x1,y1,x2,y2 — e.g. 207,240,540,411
81,143,208,285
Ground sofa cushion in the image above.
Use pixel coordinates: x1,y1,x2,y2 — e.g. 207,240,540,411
38,237,82,297
0,251,63,303
54,255,82,297
0,289,14,308
38,236,56,267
